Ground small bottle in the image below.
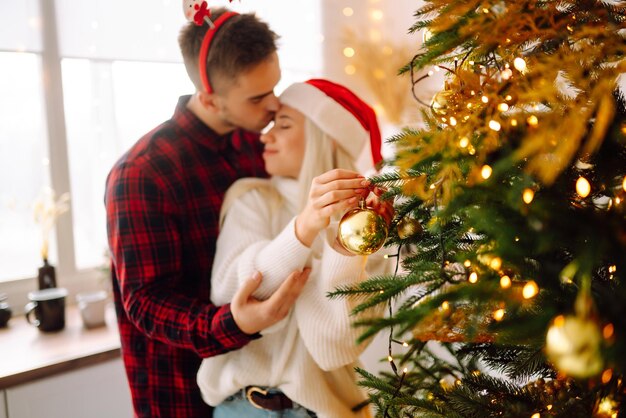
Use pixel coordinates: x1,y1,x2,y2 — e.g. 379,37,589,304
38,259,57,289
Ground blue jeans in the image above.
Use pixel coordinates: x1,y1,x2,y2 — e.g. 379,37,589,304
214,389,317,418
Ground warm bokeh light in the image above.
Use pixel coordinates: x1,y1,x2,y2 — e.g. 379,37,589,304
500,275,511,289
344,64,356,75
370,9,383,20
490,257,502,270
481,165,493,179
522,281,539,299
523,188,535,204
343,47,355,58
493,309,505,321
342,7,354,16
513,57,527,72
469,272,478,283
489,120,501,131
576,176,591,198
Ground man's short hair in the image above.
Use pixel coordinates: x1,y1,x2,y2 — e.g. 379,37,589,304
178,8,279,94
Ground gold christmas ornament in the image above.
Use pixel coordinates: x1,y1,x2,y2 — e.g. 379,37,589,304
397,217,423,239
338,199,388,255
545,314,604,378
430,90,456,116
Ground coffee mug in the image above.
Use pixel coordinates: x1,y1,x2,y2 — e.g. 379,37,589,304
0,293,11,328
76,290,108,329
25,287,68,332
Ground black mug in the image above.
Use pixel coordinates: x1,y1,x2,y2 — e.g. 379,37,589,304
0,293,11,328
25,288,68,332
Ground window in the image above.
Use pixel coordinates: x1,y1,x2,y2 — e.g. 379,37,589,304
0,0,322,293
0,52,49,280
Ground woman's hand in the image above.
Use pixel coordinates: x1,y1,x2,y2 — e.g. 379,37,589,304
295,169,369,247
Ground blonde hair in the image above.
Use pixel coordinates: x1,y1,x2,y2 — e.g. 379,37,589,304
297,118,358,213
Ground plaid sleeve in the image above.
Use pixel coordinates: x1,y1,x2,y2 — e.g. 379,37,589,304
105,162,259,357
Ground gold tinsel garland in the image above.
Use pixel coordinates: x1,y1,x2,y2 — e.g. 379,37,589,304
395,1,626,204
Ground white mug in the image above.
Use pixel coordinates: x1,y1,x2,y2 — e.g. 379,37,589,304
76,290,108,329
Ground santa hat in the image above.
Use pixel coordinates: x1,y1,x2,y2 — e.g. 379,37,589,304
279,79,382,167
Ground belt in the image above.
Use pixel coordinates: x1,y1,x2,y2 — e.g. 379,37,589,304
245,386,294,411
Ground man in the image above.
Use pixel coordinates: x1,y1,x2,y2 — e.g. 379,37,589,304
105,9,309,417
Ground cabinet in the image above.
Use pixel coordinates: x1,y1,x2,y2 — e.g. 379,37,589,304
0,391,6,418
5,358,132,418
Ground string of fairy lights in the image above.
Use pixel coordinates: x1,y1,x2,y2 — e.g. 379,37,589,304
411,51,626,211
341,0,386,76
339,0,407,123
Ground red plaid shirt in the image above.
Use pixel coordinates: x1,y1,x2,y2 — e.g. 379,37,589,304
105,95,267,417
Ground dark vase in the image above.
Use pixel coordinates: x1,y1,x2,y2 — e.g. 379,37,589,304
38,259,57,290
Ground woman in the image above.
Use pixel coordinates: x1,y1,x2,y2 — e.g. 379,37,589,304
197,79,394,418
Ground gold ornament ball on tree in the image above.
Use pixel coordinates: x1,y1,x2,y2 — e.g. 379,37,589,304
397,217,423,239
338,200,388,255
430,90,456,116
545,314,604,379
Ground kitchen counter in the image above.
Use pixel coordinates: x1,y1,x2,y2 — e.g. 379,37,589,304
0,303,121,389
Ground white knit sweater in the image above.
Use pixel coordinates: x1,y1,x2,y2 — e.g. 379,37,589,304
197,176,394,418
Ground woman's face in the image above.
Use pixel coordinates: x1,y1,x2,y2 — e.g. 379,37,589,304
260,104,306,178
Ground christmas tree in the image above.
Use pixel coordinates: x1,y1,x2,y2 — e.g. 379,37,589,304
332,1,626,416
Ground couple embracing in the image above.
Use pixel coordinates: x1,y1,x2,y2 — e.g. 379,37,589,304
105,7,394,418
